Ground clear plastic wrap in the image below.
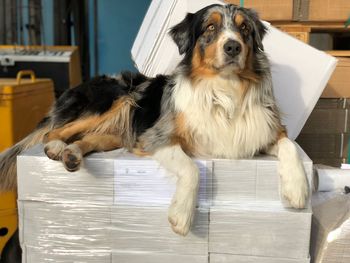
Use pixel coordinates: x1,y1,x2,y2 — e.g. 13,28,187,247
311,191,350,263
18,144,313,263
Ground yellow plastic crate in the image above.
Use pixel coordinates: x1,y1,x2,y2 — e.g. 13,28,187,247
0,70,54,152
0,191,17,255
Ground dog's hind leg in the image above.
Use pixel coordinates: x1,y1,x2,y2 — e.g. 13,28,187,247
60,134,122,172
43,96,134,148
43,116,101,161
267,133,309,209
43,116,101,143
152,144,199,236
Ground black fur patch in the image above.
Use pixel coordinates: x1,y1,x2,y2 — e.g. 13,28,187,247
52,75,132,126
132,75,169,137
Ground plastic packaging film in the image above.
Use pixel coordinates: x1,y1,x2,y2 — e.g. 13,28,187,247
311,191,350,263
17,144,313,263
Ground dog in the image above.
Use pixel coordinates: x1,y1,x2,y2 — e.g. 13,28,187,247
0,4,309,236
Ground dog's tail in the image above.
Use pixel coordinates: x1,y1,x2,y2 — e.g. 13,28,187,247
0,117,52,192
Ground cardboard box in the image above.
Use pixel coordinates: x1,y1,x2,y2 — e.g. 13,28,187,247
308,0,350,22
225,0,294,21
18,144,312,205
22,245,111,263
210,253,310,263
18,202,209,256
322,52,350,98
312,158,345,167
296,133,349,159
314,98,350,109
113,252,207,263
18,202,111,249
212,149,313,204
22,246,208,263
111,206,208,255
18,145,313,262
301,109,349,134
131,0,337,140
209,204,312,259
17,145,211,206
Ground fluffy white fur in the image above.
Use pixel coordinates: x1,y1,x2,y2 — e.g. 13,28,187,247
269,138,309,208
173,74,278,158
152,144,199,236
44,140,67,160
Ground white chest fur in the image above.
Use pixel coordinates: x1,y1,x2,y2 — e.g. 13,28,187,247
172,75,278,158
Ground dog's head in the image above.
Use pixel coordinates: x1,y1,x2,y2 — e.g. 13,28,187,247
170,4,267,80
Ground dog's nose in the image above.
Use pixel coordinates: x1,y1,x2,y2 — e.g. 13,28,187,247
224,40,241,57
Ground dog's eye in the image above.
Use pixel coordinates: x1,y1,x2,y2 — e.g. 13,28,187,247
240,23,250,35
207,24,215,31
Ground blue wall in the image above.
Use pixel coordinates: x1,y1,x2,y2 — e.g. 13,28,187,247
89,0,151,76
40,0,151,76
42,0,54,46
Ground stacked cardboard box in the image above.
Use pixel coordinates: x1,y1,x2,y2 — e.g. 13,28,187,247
297,98,350,166
322,52,350,98
17,144,312,262
225,0,350,22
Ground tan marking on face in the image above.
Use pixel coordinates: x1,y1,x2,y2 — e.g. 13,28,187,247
237,45,259,82
207,12,222,27
190,42,219,82
234,13,244,27
172,112,196,155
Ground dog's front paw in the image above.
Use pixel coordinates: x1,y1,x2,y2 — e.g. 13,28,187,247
168,194,196,236
61,144,83,172
44,140,67,160
280,163,309,209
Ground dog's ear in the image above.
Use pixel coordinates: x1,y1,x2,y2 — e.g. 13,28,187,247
253,19,267,51
244,8,267,51
169,13,196,55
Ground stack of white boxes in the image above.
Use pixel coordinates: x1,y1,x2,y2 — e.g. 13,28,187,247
17,144,312,262
210,156,312,263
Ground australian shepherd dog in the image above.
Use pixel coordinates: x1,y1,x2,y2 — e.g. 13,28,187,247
0,4,309,236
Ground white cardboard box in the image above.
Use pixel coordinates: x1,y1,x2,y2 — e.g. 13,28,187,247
22,246,111,263
18,145,312,262
210,253,310,263
132,0,337,140
212,147,312,205
18,144,312,205
112,252,208,263
18,202,209,256
17,145,211,206
18,202,112,249
22,246,208,263
209,203,312,259
111,206,208,255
